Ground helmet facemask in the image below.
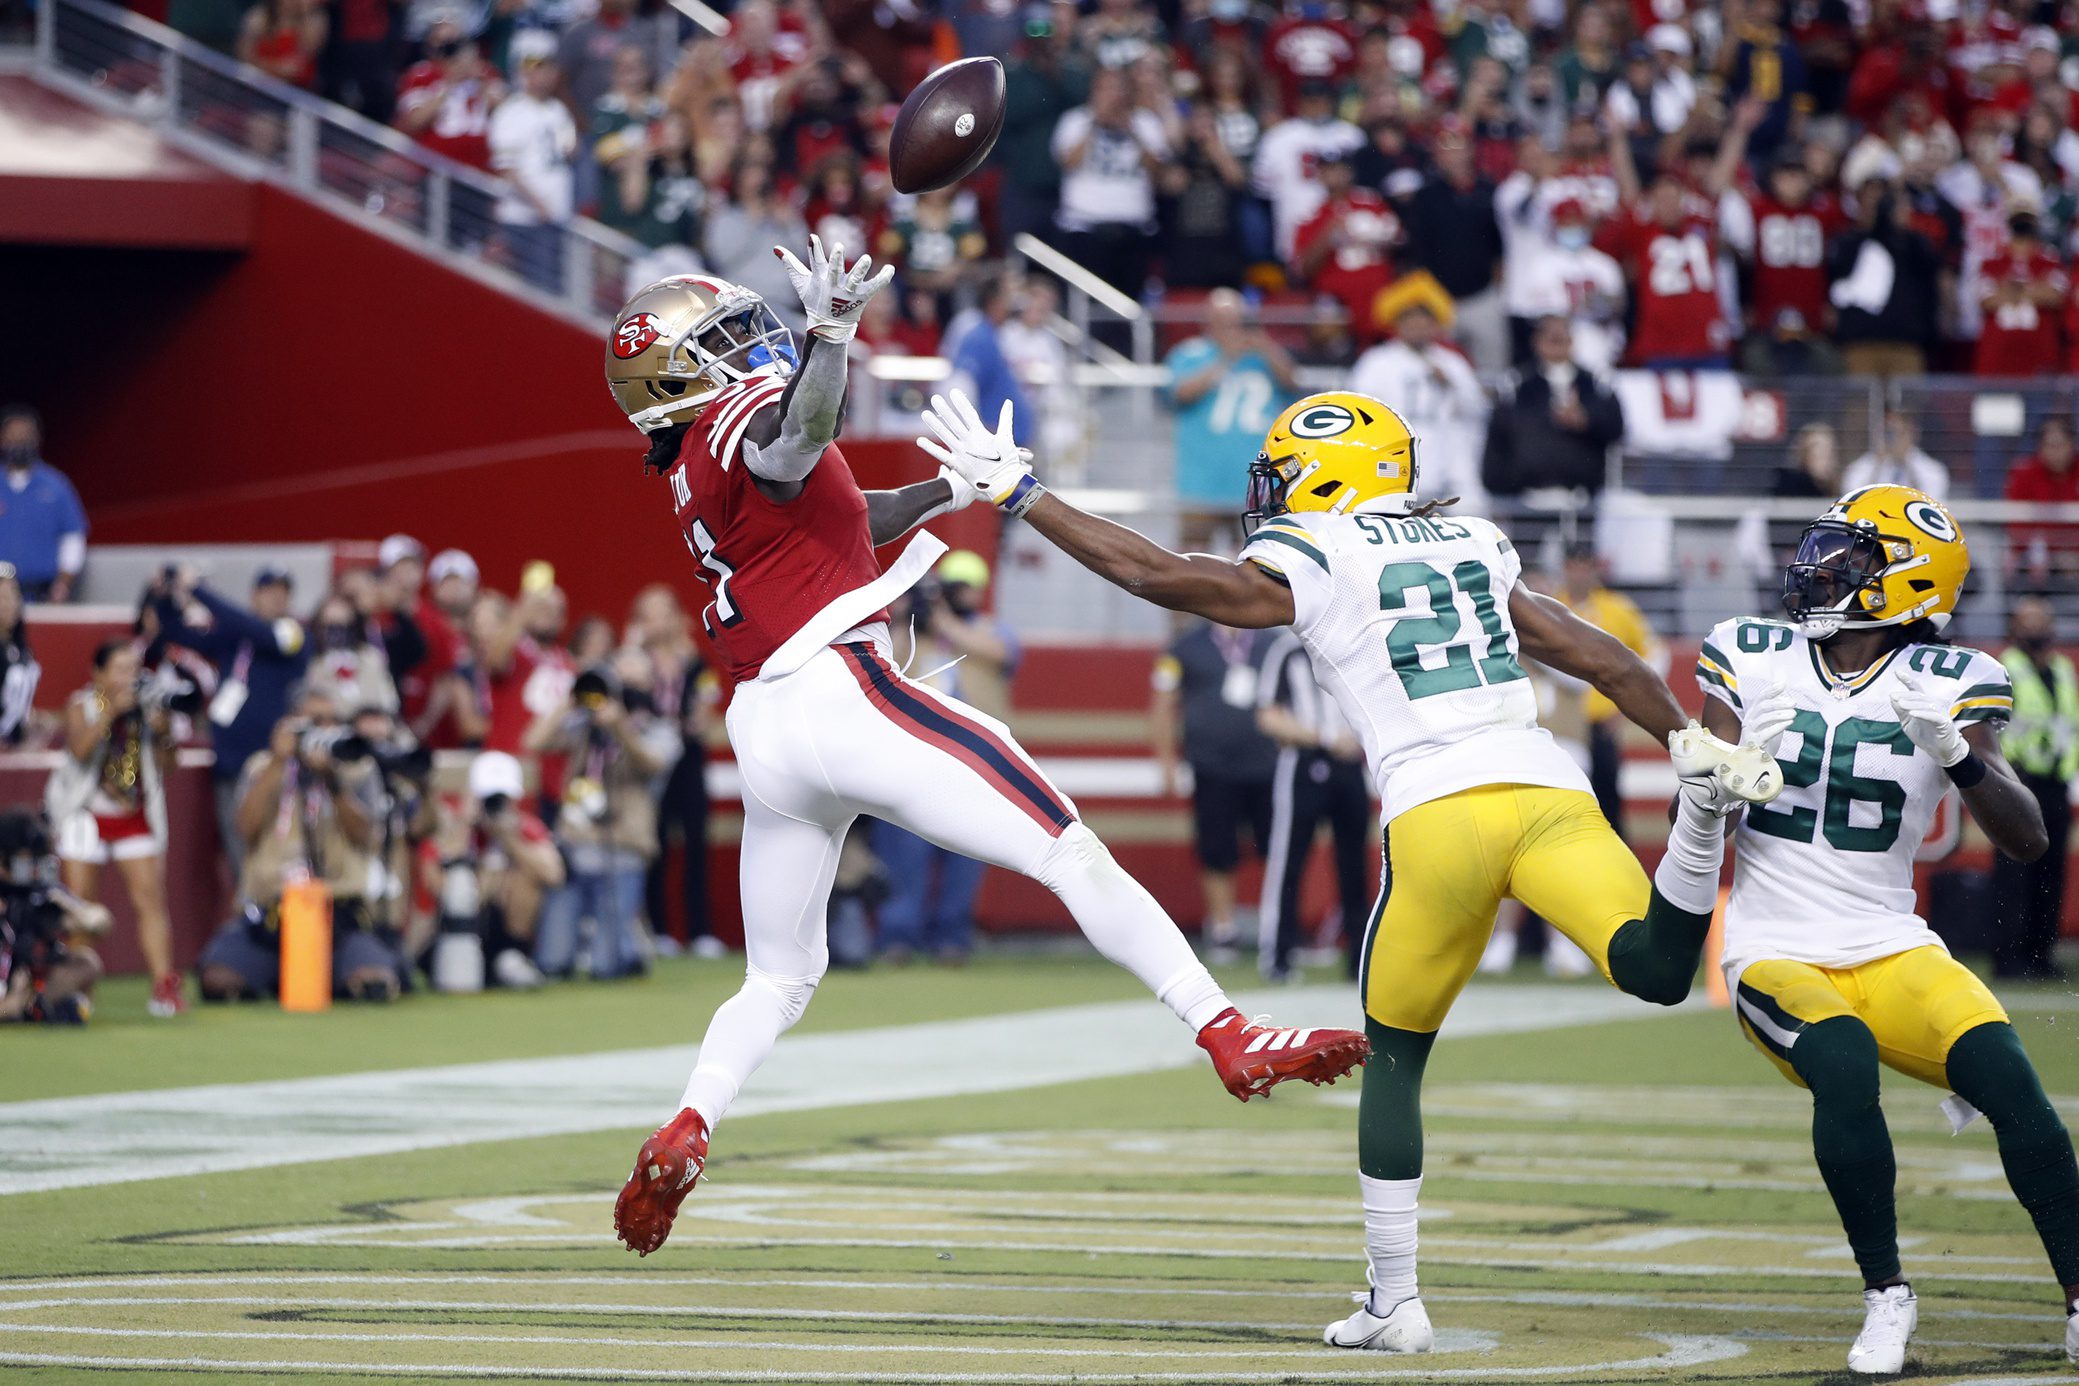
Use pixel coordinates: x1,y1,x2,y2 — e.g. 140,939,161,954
1781,520,1930,637
627,289,799,435
1244,453,1297,532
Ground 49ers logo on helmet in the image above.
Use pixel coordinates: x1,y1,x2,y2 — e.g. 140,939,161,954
613,313,666,359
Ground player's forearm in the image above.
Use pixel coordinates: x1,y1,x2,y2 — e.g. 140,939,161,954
865,479,957,544
1024,493,1223,616
746,335,846,484
1961,760,2051,862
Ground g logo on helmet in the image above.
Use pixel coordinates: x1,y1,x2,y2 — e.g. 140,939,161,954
1289,403,1357,439
1903,499,1957,543
613,313,665,359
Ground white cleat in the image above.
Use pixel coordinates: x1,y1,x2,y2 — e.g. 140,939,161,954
1847,1284,1916,1375
2064,1306,2076,1365
1324,1293,1434,1353
1668,722,1784,807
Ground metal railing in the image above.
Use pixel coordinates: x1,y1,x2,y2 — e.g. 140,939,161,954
31,0,649,327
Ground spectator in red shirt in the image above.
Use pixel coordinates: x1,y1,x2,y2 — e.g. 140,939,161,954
394,16,501,170
2005,416,2079,583
1263,1,1360,111
1741,147,1844,339
409,548,478,748
1976,209,2067,376
236,0,325,90
459,588,552,756
1603,105,1757,368
1293,149,1401,339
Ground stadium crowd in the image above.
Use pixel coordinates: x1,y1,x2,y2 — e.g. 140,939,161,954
152,0,2079,383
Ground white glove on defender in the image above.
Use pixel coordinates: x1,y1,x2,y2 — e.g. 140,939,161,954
916,390,1033,505
772,234,894,343
1891,672,1969,767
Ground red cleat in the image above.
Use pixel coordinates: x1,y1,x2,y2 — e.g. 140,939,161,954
147,972,186,1018
613,1108,710,1256
1197,1008,1369,1101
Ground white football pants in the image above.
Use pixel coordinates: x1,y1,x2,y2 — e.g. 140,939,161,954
678,640,1230,1125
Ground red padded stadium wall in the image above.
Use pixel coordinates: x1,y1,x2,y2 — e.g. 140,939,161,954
41,185,986,622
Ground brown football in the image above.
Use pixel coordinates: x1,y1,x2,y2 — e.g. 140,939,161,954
888,56,1006,195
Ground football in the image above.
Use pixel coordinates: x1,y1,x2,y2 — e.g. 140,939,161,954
888,55,1006,195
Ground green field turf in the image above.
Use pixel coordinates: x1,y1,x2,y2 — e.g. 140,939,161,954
5,954,2078,1384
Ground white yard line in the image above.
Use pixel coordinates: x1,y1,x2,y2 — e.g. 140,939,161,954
0,983,1672,1197
0,1335,1752,1383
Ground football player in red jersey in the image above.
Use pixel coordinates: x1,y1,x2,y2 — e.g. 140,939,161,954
603,241,1368,1257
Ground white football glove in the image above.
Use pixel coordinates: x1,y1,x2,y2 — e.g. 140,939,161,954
1891,671,1969,767
772,234,894,343
935,463,987,513
1736,682,1798,757
916,390,1033,506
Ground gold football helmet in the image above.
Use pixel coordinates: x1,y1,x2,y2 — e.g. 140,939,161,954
605,274,798,437
1245,392,1418,530
1783,484,1970,637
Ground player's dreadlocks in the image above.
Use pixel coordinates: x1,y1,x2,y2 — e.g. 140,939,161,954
643,423,689,476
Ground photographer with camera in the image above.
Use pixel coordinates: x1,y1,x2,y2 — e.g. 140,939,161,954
415,751,563,990
346,704,436,950
524,649,677,979
872,551,1020,965
195,684,406,1002
0,809,112,1024
46,639,184,1015
151,564,309,884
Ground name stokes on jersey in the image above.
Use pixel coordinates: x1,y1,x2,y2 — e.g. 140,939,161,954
1239,510,1583,823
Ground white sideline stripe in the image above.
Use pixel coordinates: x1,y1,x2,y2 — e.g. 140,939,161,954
0,983,1671,1196
0,1335,1750,1382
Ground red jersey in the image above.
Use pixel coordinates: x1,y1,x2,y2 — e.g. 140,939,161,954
470,638,543,755
1293,190,1399,337
2005,453,2079,563
395,62,494,170
1264,16,1359,108
1606,208,1732,363
1976,248,2067,376
666,374,887,683
1746,193,1840,329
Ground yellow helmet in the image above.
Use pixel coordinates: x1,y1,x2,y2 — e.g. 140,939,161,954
1245,392,1418,530
605,274,798,441
1783,485,1970,637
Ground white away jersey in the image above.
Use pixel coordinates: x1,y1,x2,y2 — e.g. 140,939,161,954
1697,618,2014,980
1240,510,1590,822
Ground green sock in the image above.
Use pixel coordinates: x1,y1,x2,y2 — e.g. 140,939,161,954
1605,887,1713,1007
1792,1016,1901,1284
1359,1021,1435,1181
1946,1023,2079,1286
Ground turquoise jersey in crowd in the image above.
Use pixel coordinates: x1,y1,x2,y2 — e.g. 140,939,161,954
1165,338,1295,511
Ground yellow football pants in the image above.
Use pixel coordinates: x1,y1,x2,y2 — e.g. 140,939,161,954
1361,784,1651,1033
1734,947,2010,1089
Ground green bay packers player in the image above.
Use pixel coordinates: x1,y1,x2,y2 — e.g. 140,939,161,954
917,388,1783,1353
1670,485,2079,1373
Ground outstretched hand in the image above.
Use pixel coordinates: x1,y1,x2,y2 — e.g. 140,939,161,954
916,390,1034,507
773,234,894,343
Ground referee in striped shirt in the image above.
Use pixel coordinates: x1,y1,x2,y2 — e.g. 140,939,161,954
1254,631,1377,982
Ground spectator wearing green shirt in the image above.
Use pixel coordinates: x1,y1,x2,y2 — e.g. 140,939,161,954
997,7,1093,247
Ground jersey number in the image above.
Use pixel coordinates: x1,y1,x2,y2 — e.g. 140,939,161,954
684,518,743,633
1648,233,1715,296
1746,710,1915,853
1377,560,1527,700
